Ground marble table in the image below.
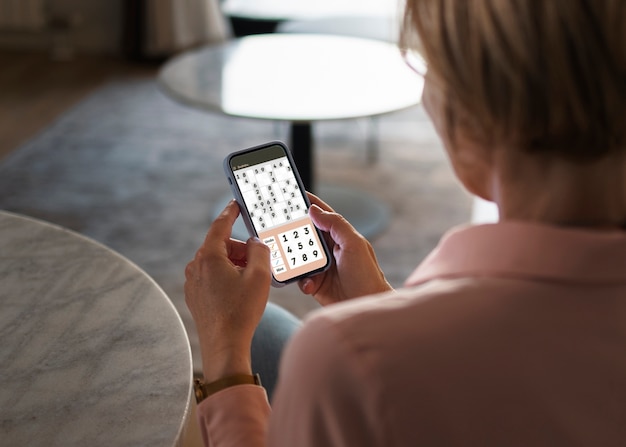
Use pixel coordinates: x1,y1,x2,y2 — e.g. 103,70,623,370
0,211,193,446
159,33,424,239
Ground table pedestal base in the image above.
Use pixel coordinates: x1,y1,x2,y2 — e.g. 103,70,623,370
214,184,390,241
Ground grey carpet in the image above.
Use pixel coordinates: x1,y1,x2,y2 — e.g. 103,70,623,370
0,78,472,371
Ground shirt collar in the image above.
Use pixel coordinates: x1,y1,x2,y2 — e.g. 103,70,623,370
406,222,626,287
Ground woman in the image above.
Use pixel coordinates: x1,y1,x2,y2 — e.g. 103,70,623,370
185,1,626,445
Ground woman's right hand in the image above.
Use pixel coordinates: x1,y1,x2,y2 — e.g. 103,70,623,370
298,194,393,306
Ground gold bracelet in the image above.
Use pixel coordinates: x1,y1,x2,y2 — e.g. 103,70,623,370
194,373,262,404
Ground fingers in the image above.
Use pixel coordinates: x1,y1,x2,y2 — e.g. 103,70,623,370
227,238,250,267
187,201,243,277
298,276,322,295
204,200,241,246
184,260,194,281
243,237,271,280
308,204,362,247
306,192,335,213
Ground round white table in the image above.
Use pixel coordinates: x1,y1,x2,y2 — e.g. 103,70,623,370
158,33,424,239
0,211,193,446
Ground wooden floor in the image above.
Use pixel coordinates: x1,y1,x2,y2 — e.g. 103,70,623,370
0,49,158,160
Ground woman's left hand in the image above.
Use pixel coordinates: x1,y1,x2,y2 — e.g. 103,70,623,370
184,200,271,382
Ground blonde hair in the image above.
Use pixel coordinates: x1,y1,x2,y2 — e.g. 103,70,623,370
401,0,626,160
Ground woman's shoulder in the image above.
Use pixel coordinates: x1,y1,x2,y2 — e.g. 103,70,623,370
297,278,498,362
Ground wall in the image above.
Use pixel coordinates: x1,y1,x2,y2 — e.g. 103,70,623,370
0,0,123,54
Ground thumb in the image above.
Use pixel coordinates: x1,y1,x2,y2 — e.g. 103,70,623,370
244,237,272,283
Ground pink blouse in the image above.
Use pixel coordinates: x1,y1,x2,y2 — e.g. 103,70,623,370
198,222,626,446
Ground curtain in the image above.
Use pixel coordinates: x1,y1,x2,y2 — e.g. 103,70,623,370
143,0,230,57
0,0,46,30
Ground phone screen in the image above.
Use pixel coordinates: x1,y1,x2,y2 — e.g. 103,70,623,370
225,142,331,285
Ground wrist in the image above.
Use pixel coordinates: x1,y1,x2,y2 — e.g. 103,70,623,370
200,343,252,382
194,373,262,403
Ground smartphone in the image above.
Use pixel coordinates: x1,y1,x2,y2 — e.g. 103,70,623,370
224,141,332,287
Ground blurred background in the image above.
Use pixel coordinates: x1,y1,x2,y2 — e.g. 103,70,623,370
0,0,489,372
